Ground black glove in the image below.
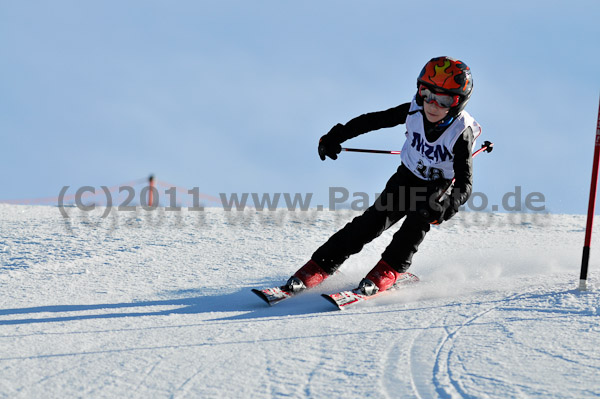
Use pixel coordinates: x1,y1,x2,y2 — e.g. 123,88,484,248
418,196,461,225
442,197,460,222
318,124,345,161
418,200,445,225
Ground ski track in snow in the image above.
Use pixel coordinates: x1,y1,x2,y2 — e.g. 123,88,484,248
1,205,600,398
432,293,524,399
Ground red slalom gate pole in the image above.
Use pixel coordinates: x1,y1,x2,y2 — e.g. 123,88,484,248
580,95,600,291
148,175,155,208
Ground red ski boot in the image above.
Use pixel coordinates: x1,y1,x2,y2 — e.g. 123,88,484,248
358,260,400,296
285,260,329,293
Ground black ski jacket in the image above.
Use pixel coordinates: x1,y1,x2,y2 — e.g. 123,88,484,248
328,103,475,210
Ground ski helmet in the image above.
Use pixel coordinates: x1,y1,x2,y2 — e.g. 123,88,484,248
416,56,473,116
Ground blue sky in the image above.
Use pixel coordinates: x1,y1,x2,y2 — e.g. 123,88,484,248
1,0,599,214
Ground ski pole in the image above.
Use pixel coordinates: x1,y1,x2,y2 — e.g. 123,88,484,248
437,140,494,197
472,140,494,157
418,140,494,222
341,148,402,155
342,141,494,156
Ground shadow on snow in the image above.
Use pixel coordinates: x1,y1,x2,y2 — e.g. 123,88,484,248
0,287,338,326
0,287,596,326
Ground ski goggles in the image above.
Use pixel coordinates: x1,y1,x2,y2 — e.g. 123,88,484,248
418,84,460,108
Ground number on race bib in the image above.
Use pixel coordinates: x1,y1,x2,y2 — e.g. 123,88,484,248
416,160,444,180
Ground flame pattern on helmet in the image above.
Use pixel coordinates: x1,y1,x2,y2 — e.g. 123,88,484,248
419,57,471,95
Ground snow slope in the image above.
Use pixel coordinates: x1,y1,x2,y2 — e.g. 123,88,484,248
0,205,599,398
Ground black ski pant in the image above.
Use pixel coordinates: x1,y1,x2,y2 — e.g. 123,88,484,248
312,165,450,275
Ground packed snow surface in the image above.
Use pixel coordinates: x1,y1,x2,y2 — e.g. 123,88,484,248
1,205,599,398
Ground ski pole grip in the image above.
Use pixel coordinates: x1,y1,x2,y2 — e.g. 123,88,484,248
483,141,494,153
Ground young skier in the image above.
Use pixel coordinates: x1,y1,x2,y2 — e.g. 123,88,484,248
287,56,481,296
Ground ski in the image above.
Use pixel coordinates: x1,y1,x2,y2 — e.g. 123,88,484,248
251,286,295,306
322,272,420,310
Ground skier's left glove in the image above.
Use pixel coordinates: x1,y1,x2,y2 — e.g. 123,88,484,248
441,197,461,223
418,201,446,225
418,196,461,225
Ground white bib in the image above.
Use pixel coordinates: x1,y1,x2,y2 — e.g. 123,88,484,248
400,98,482,181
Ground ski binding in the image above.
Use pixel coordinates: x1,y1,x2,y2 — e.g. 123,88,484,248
322,272,419,310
